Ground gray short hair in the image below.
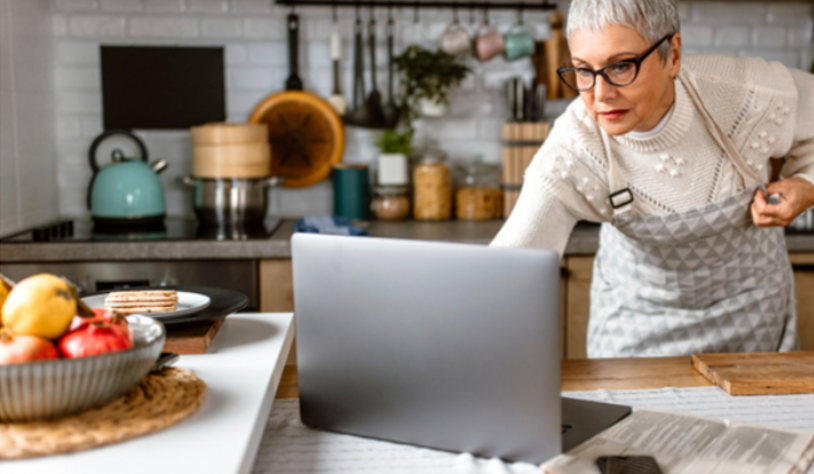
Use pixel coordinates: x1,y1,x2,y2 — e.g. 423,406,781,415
566,0,680,59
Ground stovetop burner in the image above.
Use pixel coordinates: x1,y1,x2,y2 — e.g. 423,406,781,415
0,218,282,243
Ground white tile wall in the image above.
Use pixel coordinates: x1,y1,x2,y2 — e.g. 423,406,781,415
0,0,59,236
44,0,814,220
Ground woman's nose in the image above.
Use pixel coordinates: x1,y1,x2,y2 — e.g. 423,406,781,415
594,74,617,101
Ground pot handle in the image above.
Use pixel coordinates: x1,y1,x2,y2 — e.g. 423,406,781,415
265,176,285,187
177,176,197,187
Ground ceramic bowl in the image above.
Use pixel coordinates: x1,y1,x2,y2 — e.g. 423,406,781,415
0,315,165,422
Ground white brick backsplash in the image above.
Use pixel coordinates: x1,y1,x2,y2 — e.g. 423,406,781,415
478,117,504,141
100,0,144,12
681,25,714,47
752,26,786,48
247,41,287,65
227,90,269,118
57,91,102,114
305,41,331,69
53,15,69,36
767,4,814,26
144,0,185,13
244,18,285,40
426,119,478,141
692,3,765,25
55,0,99,11
81,117,103,138
55,66,100,90
740,49,800,69
128,17,199,38
56,41,99,65
57,117,81,139
188,0,229,14
230,0,271,14
229,67,274,90
225,43,248,64
201,18,243,38
788,27,812,48
69,15,126,37
714,26,749,48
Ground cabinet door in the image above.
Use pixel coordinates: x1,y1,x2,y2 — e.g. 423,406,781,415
565,256,594,359
791,254,814,350
259,259,296,365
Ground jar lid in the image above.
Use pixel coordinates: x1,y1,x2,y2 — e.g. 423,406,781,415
373,185,409,195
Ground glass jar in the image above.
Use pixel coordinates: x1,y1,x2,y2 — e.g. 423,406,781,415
455,162,502,220
371,185,410,220
413,151,452,220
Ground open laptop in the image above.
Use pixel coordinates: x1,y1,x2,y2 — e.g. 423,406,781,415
292,233,631,464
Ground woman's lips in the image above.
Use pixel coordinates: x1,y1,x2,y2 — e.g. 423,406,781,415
597,109,629,121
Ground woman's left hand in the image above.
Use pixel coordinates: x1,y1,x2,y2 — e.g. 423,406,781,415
751,177,814,227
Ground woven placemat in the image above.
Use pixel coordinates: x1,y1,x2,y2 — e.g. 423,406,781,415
0,367,206,460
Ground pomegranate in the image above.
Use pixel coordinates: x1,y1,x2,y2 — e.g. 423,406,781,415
68,307,118,331
58,313,134,358
0,329,60,364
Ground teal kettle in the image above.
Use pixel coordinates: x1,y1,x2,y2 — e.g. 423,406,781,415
87,130,168,229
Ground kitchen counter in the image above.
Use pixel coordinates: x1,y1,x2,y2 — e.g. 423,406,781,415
2,219,813,263
275,356,714,399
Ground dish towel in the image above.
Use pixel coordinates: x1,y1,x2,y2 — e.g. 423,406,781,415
294,216,369,236
252,388,814,474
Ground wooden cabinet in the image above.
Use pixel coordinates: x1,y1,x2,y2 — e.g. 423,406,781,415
261,252,814,362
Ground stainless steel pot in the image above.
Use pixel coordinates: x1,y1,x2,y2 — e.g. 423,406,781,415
179,176,284,226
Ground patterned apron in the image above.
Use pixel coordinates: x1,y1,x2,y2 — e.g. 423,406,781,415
587,72,799,358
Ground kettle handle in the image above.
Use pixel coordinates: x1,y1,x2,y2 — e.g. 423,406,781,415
88,129,149,173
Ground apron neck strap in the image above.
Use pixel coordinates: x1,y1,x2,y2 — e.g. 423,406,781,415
601,72,761,219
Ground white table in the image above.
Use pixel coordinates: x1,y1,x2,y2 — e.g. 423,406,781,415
5,312,295,474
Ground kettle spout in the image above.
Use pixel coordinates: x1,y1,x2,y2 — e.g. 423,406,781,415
150,159,168,174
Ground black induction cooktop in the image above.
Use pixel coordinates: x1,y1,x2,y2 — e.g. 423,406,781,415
0,217,282,243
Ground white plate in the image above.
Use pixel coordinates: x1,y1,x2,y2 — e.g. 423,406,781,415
82,291,211,319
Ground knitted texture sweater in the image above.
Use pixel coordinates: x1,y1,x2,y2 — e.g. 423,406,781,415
491,54,814,257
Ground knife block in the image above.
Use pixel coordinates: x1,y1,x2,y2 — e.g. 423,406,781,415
501,122,550,218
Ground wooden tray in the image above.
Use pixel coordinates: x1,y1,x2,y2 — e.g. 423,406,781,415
691,352,814,395
164,318,225,355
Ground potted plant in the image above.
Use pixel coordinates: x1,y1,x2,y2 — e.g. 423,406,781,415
392,45,471,130
374,129,413,186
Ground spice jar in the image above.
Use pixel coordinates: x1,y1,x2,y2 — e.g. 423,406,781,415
413,151,452,220
371,186,410,220
455,162,502,220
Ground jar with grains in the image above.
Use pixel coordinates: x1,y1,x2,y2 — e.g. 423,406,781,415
371,186,410,220
455,162,502,220
413,151,452,220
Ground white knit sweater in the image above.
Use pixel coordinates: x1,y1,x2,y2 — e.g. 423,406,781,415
491,54,814,257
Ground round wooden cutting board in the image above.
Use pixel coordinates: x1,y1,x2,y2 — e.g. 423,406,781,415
249,91,345,188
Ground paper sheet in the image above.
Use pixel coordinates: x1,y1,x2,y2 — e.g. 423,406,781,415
253,387,814,474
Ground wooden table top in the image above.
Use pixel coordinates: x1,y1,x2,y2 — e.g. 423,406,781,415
275,356,713,399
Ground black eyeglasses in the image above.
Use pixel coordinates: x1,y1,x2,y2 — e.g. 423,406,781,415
557,34,675,92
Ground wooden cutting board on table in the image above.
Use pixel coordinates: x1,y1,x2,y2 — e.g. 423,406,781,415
164,318,225,355
691,352,814,395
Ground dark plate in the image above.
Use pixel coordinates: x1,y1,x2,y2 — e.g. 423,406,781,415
82,285,248,326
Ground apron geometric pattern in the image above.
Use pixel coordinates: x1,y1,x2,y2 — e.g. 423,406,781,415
589,184,798,357
586,70,799,358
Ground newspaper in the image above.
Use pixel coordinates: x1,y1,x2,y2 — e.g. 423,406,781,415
542,409,814,474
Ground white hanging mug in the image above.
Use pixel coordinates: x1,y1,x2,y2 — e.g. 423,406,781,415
440,22,471,56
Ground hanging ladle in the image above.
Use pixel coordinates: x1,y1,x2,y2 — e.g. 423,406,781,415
363,4,386,128
343,4,373,127
381,6,401,129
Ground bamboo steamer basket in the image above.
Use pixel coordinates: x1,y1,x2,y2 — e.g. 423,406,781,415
190,123,271,178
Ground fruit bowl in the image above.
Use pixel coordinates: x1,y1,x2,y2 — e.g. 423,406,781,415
0,315,165,422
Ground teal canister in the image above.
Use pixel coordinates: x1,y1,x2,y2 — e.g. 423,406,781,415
332,164,370,220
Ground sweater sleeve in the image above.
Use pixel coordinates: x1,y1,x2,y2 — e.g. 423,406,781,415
780,67,814,186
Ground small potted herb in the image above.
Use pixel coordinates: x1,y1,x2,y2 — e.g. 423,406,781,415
392,45,471,130
374,129,413,187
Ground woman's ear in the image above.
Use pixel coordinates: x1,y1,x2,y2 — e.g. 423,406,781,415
670,33,682,78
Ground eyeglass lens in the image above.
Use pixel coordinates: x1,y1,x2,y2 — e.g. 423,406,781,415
561,60,639,91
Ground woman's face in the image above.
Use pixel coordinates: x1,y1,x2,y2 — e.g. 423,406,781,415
569,25,682,135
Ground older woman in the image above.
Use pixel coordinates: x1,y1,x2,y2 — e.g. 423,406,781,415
492,0,814,358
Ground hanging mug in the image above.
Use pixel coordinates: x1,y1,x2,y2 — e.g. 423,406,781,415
474,22,505,61
504,22,535,61
440,22,472,56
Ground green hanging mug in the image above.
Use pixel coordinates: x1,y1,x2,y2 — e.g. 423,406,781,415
504,22,535,61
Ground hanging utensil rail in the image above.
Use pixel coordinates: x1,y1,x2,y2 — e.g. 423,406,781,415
276,0,555,10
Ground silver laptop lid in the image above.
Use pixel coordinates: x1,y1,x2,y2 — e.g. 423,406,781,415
292,233,562,463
